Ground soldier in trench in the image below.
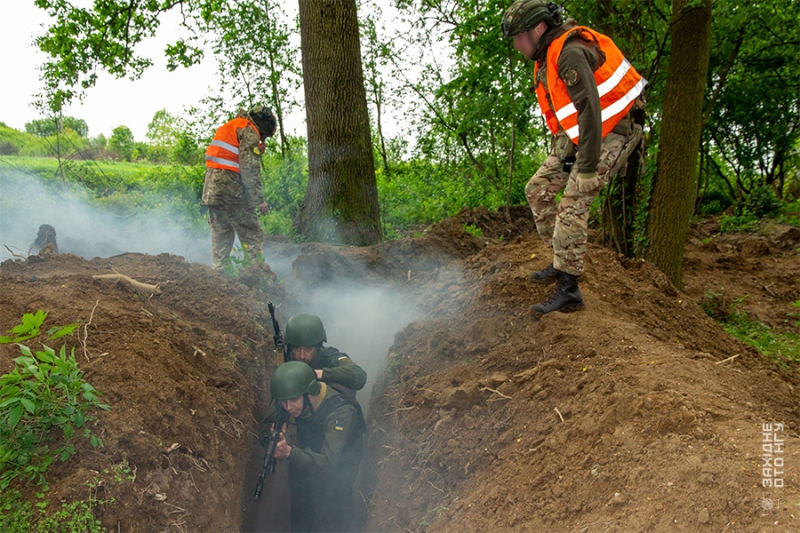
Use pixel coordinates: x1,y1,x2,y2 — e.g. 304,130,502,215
264,361,366,532
284,313,367,395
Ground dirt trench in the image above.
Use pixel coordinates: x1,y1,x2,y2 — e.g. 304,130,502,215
1,207,799,532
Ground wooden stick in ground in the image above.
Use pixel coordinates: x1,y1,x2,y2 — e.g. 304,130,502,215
93,272,161,294
715,353,740,365
83,300,99,362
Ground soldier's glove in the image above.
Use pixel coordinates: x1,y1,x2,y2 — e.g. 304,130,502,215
576,171,602,193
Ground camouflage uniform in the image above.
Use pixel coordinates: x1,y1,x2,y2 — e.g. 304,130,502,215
526,131,627,276
525,21,639,277
266,383,366,533
201,110,266,269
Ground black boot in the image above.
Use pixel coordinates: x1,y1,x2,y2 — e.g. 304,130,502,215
529,263,557,284
531,270,585,315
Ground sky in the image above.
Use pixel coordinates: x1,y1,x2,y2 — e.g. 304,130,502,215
0,2,303,141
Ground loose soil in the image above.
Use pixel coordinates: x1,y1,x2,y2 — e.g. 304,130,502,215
1,207,798,532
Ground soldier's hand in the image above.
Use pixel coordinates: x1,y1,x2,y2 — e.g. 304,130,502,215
576,172,602,193
258,202,270,215
315,369,323,380
274,425,291,459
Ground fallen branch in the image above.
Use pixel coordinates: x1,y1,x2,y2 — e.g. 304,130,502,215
82,300,99,362
480,387,512,400
3,245,26,259
93,270,161,294
715,353,740,365
554,407,565,423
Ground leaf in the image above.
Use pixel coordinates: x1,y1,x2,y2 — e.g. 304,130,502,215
20,398,35,414
8,404,22,428
62,422,74,439
36,350,55,363
74,411,85,428
46,323,80,340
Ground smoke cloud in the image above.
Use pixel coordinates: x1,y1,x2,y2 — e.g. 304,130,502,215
0,169,210,263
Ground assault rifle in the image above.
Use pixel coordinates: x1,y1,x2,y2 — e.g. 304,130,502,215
254,409,290,501
267,301,286,363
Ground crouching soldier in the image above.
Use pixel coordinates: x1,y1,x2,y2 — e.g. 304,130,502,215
266,361,366,532
284,313,367,394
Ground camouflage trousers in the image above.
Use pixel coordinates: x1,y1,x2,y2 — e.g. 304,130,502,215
207,204,265,270
525,131,628,276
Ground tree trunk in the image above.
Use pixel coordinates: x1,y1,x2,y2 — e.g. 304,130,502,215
295,0,382,245
644,0,712,288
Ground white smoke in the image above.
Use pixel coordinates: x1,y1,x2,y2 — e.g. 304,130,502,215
295,281,422,414
0,169,211,263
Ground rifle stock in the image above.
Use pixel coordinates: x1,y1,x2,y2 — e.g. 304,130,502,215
254,409,289,501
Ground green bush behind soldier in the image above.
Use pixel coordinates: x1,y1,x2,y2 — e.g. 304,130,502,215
201,106,277,270
265,361,366,533
284,313,367,395
502,0,646,315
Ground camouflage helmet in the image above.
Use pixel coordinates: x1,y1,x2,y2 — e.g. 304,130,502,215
285,313,327,347
501,0,563,38
248,105,277,140
271,361,321,400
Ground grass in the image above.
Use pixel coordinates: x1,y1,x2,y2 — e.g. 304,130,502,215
723,311,800,365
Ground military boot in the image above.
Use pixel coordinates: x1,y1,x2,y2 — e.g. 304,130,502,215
531,270,585,315
529,263,557,284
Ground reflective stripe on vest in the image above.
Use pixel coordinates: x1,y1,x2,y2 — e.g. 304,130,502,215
204,117,260,173
533,27,646,144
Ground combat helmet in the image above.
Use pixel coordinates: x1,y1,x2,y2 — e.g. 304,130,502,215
501,0,564,38
271,361,321,400
285,313,327,347
248,105,277,140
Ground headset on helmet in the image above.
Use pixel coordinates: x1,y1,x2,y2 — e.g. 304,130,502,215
248,105,277,140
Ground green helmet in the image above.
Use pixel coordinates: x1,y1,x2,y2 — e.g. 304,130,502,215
248,105,277,140
285,313,327,347
271,361,321,400
501,0,563,38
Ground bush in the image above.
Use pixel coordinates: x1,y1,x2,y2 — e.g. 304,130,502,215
0,311,109,489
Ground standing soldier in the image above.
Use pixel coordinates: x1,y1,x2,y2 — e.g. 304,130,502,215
267,361,366,533
202,106,277,269
502,1,646,315
284,313,367,394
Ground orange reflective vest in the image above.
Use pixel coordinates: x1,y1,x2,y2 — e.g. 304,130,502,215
204,117,261,172
533,27,646,144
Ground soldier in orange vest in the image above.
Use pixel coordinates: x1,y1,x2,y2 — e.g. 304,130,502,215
201,106,277,269
502,0,646,315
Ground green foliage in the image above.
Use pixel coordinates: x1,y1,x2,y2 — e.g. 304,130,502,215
462,223,483,237
0,312,109,489
0,341,109,489
742,184,783,218
208,0,301,157
0,156,208,233
107,126,135,162
718,211,759,233
25,117,88,138
0,486,112,533
222,244,264,278
723,311,800,366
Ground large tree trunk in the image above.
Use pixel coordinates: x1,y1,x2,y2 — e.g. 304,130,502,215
295,0,382,245
644,0,712,288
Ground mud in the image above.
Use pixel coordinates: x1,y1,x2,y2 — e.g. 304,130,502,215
1,209,798,532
